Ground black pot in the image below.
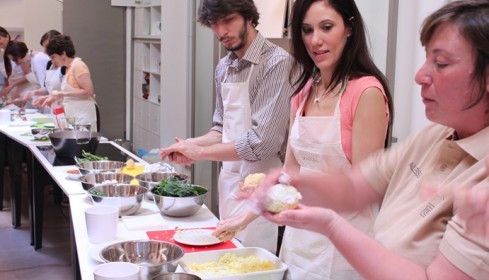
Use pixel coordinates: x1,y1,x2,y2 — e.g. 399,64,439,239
49,130,102,159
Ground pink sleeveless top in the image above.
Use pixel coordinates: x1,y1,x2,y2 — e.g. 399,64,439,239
291,76,389,163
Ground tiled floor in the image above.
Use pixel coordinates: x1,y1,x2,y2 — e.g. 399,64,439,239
0,168,73,279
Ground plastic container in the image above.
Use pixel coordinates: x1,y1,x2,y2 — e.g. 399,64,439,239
52,106,68,129
180,247,287,280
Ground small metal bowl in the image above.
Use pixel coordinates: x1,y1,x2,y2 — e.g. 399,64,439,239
100,240,185,280
77,160,126,176
152,186,208,217
87,184,147,216
153,273,202,280
79,172,134,191
135,172,188,200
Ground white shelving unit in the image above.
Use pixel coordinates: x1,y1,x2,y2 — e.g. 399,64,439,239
131,2,162,152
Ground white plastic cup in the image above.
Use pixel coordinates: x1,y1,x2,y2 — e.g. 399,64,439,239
85,205,119,243
93,262,139,280
0,109,10,127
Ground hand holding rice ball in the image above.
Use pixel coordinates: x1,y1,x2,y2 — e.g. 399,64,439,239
264,183,302,213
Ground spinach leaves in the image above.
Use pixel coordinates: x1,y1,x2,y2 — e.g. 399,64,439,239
151,175,206,197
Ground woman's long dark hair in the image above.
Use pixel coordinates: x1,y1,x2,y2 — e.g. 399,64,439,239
289,0,394,147
4,40,28,78
0,26,10,40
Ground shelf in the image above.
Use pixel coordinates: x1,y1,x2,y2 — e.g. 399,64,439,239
134,5,161,37
131,1,162,152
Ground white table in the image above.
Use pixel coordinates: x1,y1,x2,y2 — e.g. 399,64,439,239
69,194,239,280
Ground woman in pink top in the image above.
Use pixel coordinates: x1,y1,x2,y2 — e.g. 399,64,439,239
215,0,392,279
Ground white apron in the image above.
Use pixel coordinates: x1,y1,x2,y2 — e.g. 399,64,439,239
218,64,279,254
44,64,62,94
41,63,62,114
282,88,374,280
61,58,97,131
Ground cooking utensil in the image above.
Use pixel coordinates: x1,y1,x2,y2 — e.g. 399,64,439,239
49,130,102,159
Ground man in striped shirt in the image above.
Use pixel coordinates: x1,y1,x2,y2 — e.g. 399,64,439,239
160,0,295,254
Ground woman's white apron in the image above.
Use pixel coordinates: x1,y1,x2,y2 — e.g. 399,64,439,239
218,64,279,254
282,89,374,279
61,58,97,131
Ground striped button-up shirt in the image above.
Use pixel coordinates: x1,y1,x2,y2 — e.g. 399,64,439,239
211,32,295,162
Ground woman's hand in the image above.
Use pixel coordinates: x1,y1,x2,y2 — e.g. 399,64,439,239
455,156,489,239
263,205,340,237
213,215,250,241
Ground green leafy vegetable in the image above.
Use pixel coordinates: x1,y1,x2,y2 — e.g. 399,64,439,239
76,150,108,163
89,189,107,197
151,175,206,197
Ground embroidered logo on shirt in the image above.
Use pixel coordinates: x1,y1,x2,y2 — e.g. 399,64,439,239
410,162,422,178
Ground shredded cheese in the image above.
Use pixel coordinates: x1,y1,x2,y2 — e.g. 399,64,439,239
187,253,275,277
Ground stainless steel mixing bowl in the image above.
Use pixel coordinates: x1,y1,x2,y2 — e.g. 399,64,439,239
100,240,185,280
152,186,207,217
77,160,126,175
87,184,147,216
135,172,188,200
79,172,134,191
152,273,202,280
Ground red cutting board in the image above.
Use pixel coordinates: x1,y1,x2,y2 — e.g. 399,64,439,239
146,227,237,253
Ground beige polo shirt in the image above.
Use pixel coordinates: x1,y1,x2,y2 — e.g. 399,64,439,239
360,123,489,279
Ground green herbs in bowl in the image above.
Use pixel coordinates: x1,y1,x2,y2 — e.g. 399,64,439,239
151,175,208,217
151,175,207,197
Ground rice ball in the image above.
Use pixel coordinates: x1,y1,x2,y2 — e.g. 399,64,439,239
265,184,302,213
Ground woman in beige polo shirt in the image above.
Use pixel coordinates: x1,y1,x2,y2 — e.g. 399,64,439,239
247,1,489,279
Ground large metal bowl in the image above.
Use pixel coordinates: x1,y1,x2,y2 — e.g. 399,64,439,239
77,160,126,176
88,184,147,216
100,240,185,280
135,172,188,200
153,273,202,280
79,172,134,191
49,130,102,159
152,186,207,217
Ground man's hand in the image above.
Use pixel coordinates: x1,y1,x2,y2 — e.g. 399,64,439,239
160,137,200,166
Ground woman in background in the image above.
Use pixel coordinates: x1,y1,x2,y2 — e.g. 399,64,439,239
3,40,50,107
215,0,392,279
41,35,99,131
28,30,63,112
0,27,11,95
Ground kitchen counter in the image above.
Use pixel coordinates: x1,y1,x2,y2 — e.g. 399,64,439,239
70,194,235,280
1,116,242,279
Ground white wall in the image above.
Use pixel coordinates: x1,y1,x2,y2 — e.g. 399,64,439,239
357,0,390,74
392,0,447,142
0,0,62,51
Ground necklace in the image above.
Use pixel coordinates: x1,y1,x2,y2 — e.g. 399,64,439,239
313,76,331,103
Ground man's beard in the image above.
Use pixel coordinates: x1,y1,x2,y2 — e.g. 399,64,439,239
224,22,248,52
